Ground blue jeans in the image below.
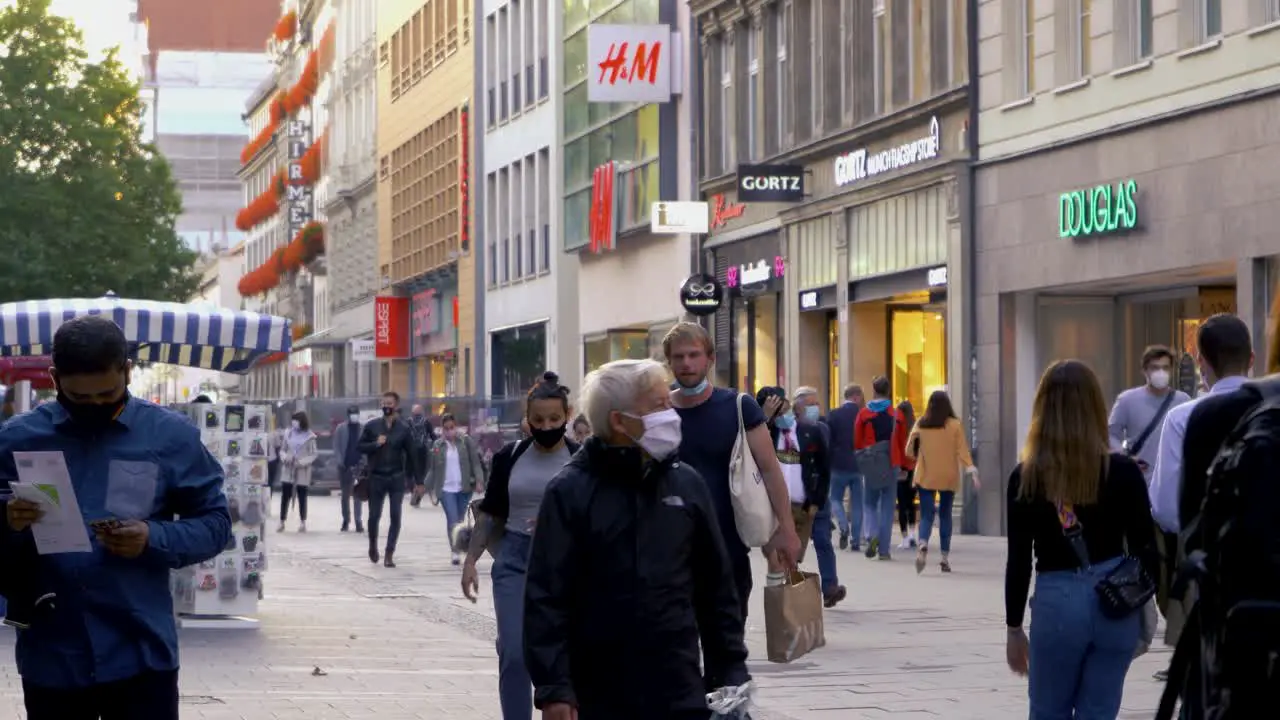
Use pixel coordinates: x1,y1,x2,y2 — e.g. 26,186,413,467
810,501,839,592
492,530,534,719
918,489,954,553
1029,557,1141,719
829,471,863,541
863,484,895,555
440,490,473,548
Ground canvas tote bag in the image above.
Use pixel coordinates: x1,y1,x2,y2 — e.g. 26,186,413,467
729,393,777,546
763,570,826,663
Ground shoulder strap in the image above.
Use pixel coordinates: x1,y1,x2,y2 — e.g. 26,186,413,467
510,437,535,464
737,392,746,434
1129,391,1178,457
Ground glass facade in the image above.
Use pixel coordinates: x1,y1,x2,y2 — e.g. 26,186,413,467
562,0,662,251
583,329,650,374
491,323,548,397
889,307,946,415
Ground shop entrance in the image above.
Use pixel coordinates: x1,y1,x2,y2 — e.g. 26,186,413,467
888,303,947,415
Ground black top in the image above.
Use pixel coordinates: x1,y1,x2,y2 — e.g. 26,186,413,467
523,437,749,718
478,437,581,520
1004,452,1158,628
826,402,860,472
357,416,420,482
1181,386,1261,552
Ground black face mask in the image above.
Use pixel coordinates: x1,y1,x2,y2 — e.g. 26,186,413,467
530,424,567,449
58,389,128,429
382,407,395,417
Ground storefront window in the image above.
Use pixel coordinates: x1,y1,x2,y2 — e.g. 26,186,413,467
731,295,780,393
429,355,457,397
491,324,547,397
827,313,840,410
890,307,946,415
734,298,749,390
583,330,649,374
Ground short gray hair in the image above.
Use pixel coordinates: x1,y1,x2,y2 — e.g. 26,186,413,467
580,359,670,437
793,386,819,402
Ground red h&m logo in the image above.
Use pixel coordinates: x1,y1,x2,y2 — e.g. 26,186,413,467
596,41,662,87
589,161,617,253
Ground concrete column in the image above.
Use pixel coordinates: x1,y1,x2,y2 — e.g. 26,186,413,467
782,224,799,389
1237,257,1268,368
833,212,850,392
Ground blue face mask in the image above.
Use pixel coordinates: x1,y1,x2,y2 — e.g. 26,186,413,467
802,405,820,422
677,378,709,396
775,412,796,430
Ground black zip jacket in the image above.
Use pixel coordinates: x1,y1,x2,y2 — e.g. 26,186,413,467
766,419,832,509
523,438,750,719
357,416,419,482
478,437,582,520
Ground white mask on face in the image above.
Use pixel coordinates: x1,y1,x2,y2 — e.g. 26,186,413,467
1147,369,1171,390
629,408,682,460
349,413,360,423
291,420,301,431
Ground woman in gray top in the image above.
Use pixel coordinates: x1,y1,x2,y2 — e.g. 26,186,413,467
461,372,579,720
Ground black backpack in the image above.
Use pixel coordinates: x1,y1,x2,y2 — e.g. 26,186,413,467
1157,378,1280,720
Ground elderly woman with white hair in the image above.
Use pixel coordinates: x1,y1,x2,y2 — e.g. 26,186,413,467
522,359,750,720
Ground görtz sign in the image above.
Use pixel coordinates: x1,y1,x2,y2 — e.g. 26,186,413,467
736,163,804,202
833,117,941,188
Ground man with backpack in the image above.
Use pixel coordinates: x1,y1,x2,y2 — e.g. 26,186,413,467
852,376,905,560
1155,318,1276,720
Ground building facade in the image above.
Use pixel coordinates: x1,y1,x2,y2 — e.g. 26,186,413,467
974,0,1280,535
375,0,477,399
313,0,379,397
570,1,698,376
695,0,972,425
481,0,576,397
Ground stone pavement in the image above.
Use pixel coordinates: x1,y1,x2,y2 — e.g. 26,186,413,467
0,494,1172,719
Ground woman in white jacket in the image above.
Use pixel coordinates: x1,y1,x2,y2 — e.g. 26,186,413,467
278,411,319,532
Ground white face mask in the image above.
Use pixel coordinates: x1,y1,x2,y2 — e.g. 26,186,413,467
349,413,360,423
628,408,682,461
291,420,301,431
1147,369,1171,390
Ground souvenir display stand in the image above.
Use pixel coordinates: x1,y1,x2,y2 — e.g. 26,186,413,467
170,403,273,629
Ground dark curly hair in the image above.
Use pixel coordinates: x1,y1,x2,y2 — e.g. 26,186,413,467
528,371,570,413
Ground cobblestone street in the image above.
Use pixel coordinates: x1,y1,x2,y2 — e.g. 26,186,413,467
0,495,1172,718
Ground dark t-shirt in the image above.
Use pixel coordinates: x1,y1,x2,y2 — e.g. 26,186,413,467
676,387,766,556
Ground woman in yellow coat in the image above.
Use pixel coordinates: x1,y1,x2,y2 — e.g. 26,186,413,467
905,390,980,574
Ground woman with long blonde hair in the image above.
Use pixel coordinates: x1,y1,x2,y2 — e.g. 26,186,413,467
1005,360,1160,718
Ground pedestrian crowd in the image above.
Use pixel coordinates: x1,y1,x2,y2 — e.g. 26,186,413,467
1,310,1278,719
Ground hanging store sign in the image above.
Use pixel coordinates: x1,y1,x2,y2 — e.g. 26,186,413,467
286,120,313,237
586,24,677,103
833,117,941,188
799,290,819,310
679,273,723,316
710,194,746,229
651,201,710,234
927,266,948,287
589,161,618,253
726,256,785,288
1058,179,1139,239
350,339,376,363
737,163,805,202
374,296,410,359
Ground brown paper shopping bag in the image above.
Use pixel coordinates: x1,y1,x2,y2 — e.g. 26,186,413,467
763,570,826,663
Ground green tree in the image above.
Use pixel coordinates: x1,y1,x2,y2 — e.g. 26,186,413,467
0,0,198,304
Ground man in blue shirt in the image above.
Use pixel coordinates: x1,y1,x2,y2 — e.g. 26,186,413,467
0,316,231,719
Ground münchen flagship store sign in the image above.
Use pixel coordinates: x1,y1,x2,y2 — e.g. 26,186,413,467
1058,179,1139,239
833,117,941,187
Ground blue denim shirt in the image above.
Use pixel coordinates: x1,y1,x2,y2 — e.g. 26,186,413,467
0,398,231,688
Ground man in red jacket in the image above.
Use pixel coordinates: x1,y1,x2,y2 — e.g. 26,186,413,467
852,376,906,560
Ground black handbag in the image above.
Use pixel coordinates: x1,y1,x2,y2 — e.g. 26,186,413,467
1059,511,1156,619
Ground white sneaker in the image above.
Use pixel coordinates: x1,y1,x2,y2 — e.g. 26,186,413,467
450,552,460,566
298,522,307,533
898,538,912,550
276,521,285,533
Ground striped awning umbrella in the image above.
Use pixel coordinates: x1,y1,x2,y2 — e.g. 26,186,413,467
0,295,292,374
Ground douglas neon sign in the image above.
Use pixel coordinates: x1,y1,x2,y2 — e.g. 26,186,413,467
1059,179,1138,239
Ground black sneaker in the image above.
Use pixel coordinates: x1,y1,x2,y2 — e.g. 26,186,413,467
849,542,861,553
838,531,849,550
823,586,847,608
340,523,349,533
865,538,879,559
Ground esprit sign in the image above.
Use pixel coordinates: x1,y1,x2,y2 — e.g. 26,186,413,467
587,24,675,103
1058,179,1139,239
833,117,941,188
588,161,618,252
737,163,804,202
374,296,410,359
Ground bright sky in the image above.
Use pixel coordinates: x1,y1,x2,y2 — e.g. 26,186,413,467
4,0,144,66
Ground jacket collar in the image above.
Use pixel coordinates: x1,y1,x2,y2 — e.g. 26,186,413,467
580,436,675,484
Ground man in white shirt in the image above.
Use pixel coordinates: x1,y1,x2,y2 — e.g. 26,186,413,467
1150,314,1253,533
